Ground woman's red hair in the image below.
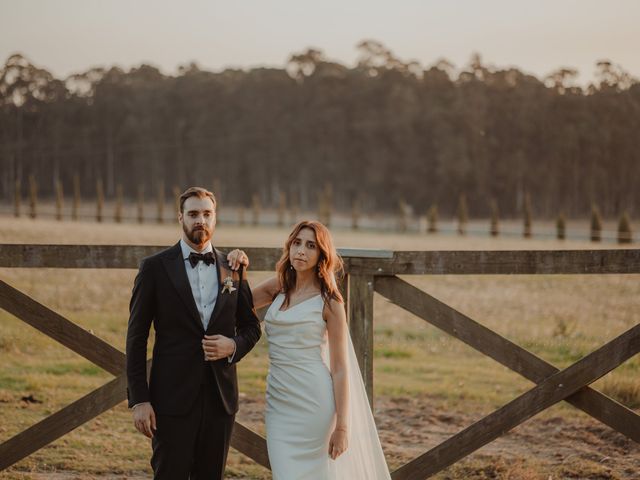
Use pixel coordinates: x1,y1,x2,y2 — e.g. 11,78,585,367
276,220,344,307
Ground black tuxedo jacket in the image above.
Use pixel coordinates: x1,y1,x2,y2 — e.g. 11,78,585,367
126,242,261,416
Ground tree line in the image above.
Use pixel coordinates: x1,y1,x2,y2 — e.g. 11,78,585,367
1,41,638,219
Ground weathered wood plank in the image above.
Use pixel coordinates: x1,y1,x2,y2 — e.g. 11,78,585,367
351,249,640,275
0,244,374,270
375,276,640,443
0,244,283,270
391,323,640,479
2,245,639,274
0,244,162,269
338,248,393,259
348,274,374,406
0,279,126,375
230,422,271,469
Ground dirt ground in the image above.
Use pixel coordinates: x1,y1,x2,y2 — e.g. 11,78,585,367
244,396,640,479
6,395,637,480
6,398,640,480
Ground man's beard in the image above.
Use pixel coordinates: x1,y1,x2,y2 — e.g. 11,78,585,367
183,224,212,246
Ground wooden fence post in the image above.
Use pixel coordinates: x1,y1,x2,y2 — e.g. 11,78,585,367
173,186,181,215
523,193,532,238
347,274,375,407
351,197,360,230
28,175,37,219
456,194,467,235
489,199,499,237
137,185,144,224
398,199,409,232
591,205,602,242
427,205,438,233
277,192,286,227
238,205,246,226
318,184,333,227
157,181,164,224
14,179,21,218
618,212,632,244
252,194,261,226
55,180,64,221
72,174,80,221
213,179,222,224
114,184,123,223
557,213,566,240
96,179,104,223
289,192,299,226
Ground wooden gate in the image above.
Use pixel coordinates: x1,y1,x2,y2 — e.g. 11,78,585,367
1,245,639,478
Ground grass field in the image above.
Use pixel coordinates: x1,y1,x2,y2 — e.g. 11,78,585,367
1,216,639,479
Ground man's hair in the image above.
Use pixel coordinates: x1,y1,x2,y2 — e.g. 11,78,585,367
179,187,217,213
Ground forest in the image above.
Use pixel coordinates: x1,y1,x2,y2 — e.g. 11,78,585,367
1,41,638,218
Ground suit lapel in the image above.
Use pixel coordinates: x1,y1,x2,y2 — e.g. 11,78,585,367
162,242,204,331
206,249,230,332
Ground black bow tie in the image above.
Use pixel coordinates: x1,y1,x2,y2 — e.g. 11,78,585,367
188,251,215,268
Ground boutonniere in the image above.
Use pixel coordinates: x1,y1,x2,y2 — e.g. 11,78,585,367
222,276,237,294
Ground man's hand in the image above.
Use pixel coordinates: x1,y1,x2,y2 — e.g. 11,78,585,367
132,402,156,439
227,249,249,271
202,335,236,361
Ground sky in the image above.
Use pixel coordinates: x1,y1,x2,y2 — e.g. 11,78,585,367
1,0,639,84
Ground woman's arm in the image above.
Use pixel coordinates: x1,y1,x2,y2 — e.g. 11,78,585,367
251,276,281,309
325,297,349,459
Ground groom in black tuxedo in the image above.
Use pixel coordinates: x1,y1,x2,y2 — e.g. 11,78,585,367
126,186,261,479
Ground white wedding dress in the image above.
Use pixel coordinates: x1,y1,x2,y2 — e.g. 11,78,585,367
264,293,391,480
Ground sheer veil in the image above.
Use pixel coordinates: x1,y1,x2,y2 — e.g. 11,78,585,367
326,332,392,479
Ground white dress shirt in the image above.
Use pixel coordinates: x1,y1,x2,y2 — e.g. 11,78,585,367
180,238,236,363
180,238,218,331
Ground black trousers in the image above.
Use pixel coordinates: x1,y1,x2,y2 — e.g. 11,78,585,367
151,381,235,480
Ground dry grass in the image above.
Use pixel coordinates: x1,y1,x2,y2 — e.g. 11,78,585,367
1,216,639,479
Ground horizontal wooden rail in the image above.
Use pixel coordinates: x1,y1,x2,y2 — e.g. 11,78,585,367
1,245,639,274
351,249,640,275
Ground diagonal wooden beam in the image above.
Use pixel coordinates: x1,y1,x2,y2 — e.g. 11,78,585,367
0,279,126,375
0,372,128,470
391,323,640,480
375,276,640,443
0,368,270,471
231,422,271,469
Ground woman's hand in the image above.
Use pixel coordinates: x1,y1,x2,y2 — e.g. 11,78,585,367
328,427,348,459
227,249,249,271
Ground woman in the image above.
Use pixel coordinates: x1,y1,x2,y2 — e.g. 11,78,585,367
228,220,391,479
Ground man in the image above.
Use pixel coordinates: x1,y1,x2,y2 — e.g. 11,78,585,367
126,186,260,479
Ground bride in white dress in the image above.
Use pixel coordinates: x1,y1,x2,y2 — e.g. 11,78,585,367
249,220,391,480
